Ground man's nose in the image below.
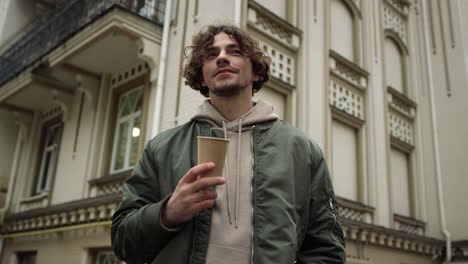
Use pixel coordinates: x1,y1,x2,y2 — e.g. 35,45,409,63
216,50,230,66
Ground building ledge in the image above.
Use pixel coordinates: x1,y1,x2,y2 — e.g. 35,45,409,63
340,218,444,256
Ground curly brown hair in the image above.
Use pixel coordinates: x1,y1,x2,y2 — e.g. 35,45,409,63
183,24,271,98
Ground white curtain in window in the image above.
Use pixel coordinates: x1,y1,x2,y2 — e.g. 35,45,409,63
332,120,358,201
385,39,405,93
390,148,411,216
331,0,354,62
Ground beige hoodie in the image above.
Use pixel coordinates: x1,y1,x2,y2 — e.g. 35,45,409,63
191,99,278,264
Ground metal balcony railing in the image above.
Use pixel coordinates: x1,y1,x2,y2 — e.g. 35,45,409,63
0,0,165,87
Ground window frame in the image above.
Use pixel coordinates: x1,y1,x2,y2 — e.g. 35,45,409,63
16,251,37,264
104,74,150,177
109,86,144,174
32,116,63,196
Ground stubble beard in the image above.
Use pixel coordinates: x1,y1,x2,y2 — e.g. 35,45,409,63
209,79,251,97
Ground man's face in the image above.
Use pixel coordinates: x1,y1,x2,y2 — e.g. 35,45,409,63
201,32,258,97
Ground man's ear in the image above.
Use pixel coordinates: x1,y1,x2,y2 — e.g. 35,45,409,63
201,77,206,87
253,75,260,82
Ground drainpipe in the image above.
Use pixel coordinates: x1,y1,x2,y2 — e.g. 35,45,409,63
0,123,24,258
234,0,242,26
152,0,173,136
421,1,451,262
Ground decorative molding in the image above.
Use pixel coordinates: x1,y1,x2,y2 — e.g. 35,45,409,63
391,135,415,153
329,50,368,89
340,218,444,256
329,79,365,121
343,0,362,19
18,192,50,212
337,196,374,223
136,38,159,82
247,1,302,51
76,74,99,107
2,194,121,235
262,42,295,86
389,112,414,146
111,62,149,89
52,89,73,122
40,105,62,122
453,240,468,261
384,0,410,17
331,106,365,129
387,86,416,118
394,213,425,235
89,169,131,197
387,86,416,147
383,0,410,45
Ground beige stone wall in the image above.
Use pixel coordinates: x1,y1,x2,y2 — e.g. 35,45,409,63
429,0,468,241
1,226,112,264
0,111,17,188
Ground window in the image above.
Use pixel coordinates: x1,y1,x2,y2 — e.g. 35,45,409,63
110,87,143,173
331,0,355,62
384,39,405,94
390,148,411,216
332,120,359,201
17,251,37,264
95,251,122,264
35,121,62,194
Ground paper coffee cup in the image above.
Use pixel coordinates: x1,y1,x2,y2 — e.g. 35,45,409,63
197,136,230,177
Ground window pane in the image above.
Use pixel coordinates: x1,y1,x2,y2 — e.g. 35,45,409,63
39,151,52,191
391,148,411,216
332,120,358,201
114,122,129,171
134,89,143,112
129,116,141,166
331,0,354,61
37,123,61,193
95,251,121,264
17,251,37,264
385,40,404,93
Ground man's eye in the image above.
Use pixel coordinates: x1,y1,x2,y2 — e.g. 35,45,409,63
231,50,242,55
206,52,217,59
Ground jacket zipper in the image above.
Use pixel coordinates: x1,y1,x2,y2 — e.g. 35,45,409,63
250,125,256,264
189,215,198,264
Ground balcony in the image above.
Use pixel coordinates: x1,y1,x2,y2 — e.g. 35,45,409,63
0,0,165,88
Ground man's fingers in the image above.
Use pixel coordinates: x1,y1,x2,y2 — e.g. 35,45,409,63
188,189,218,203
193,199,215,212
181,162,215,183
191,177,225,192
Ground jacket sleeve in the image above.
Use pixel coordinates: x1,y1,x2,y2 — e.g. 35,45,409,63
111,143,179,264
297,155,346,264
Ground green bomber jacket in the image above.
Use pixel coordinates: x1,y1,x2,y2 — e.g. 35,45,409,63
111,119,346,264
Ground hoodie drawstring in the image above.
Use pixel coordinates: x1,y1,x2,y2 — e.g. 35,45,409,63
222,118,244,229
222,120,233,225
235,117,244,229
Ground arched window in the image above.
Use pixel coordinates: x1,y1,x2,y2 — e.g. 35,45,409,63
331,0,355,62
384,38,405,94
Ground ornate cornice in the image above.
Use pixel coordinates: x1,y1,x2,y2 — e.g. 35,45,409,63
341,218,444,256
1,194,121,235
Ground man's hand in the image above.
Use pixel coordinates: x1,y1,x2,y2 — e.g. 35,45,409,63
161,162,225,228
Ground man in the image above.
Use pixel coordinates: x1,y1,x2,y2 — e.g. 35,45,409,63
111,24,345,264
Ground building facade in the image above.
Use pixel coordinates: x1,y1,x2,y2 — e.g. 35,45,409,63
0,0,467,263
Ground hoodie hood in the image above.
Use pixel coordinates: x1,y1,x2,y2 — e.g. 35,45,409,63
191,99,279,131
191,99,278,230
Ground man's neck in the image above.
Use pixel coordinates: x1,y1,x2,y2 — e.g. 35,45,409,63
209,93,253,121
